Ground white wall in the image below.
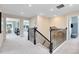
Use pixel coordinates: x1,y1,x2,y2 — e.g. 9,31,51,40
36,16,50,39
29,16,50,39
50,16,67,29
29,16,37,28
29,16,67,40
19,17,24,37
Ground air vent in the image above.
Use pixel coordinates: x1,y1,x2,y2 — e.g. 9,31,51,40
56,4,64,9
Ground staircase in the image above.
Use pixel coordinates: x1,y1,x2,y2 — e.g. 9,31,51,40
28,27,67,54
28,27,53,53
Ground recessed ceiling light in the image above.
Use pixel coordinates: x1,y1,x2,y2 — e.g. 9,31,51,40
53,15,57,16
39,13,44,16
69,4,73,6
50,8,54,11
28,4,32,7
21,9,23,11
20,12,24,15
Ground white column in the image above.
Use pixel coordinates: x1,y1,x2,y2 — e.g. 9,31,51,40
20,18,24,37
2,14,6,41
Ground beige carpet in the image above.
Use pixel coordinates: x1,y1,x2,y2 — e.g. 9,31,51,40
53,36,79,54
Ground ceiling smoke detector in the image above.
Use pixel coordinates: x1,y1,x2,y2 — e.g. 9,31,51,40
56,4,64,9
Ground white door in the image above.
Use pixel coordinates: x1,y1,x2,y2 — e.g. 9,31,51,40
68,16,78,39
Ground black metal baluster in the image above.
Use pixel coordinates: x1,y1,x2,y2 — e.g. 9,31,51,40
49,27,53,54
34,27,36,45
28,28,29,40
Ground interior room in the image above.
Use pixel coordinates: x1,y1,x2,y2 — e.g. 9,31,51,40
0,4,79,54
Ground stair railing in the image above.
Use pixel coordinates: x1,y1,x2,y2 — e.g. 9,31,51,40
28,27,53,53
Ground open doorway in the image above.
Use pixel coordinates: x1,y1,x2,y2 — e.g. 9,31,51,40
6,17,20,39
23,20,29,38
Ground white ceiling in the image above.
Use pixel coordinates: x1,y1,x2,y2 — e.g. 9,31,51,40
0,4,79,18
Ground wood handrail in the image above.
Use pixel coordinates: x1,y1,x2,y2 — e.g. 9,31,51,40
35,29,50,43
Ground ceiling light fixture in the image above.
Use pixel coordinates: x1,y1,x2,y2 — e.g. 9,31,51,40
39,13,44,16
50,8,54,11
53,15,57,16
20,12,24,15
69,4,73,6
28,4,32,7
